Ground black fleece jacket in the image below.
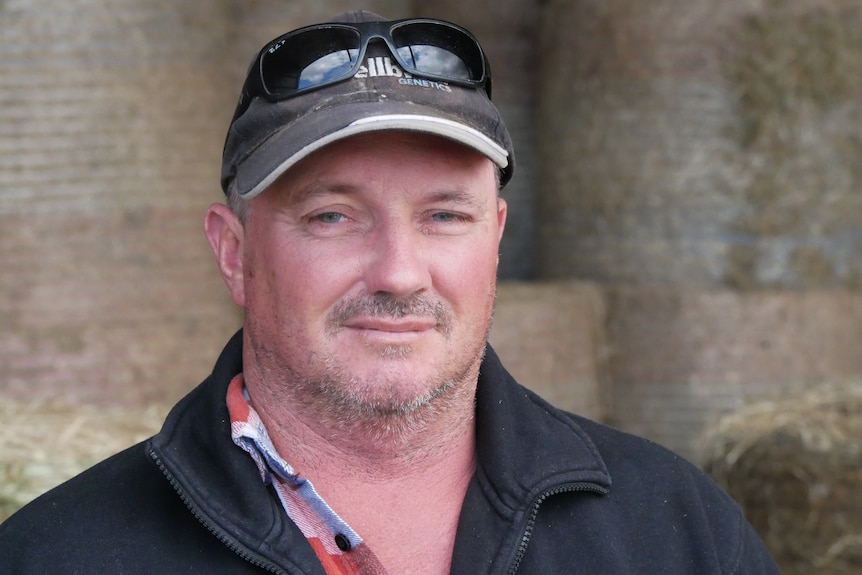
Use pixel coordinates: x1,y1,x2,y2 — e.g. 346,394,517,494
0,331,781,574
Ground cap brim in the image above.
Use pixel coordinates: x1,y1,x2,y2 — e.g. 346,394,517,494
233,101,510,199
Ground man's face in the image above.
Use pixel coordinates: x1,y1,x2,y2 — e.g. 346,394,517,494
225,132,506,424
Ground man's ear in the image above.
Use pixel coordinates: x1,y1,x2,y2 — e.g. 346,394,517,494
204,203,246,308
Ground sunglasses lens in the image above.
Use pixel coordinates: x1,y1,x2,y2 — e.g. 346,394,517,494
261,27,362,94
394,44,471,80
391,22,484,83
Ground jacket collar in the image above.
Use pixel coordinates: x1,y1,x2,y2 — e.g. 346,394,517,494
473,345,611,510
149,331,611,572
148,330,327,574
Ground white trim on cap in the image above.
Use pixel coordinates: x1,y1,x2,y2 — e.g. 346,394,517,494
241,114,510,199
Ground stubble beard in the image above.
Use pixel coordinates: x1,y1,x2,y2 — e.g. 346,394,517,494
248,291,494,447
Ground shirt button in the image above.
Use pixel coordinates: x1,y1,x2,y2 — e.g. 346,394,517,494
335,533,351,551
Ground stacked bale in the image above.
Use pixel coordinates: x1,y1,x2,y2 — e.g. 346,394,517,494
604,287,862,459
537,0,862,288
0,0,241,407
489,282,606,421
701,385,862,575
0,401,166,522
535,0,862,458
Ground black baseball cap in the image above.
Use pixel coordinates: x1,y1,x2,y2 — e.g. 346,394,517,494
221,11,514,199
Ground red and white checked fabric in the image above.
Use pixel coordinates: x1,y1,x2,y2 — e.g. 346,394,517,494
227,374,388,574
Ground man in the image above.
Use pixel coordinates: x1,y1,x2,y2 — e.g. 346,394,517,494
0,11,780,575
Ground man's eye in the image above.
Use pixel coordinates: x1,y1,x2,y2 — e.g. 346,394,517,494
313,212,346,224
431,212,466,222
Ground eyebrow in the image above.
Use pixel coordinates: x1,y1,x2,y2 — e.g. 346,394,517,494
282,181,490,215
422,189,489,212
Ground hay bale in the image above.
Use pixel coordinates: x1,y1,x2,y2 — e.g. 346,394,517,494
536,0,862,289
700,385,862,575
0,400,166,522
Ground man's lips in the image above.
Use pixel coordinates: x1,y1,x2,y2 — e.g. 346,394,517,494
341,318,438,333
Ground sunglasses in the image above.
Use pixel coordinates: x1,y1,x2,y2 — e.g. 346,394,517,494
232,18,492,122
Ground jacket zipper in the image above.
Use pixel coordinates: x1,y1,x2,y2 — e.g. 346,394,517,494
149,448,288,575
506,482,609,575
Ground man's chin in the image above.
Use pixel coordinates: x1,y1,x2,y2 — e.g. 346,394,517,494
377,344,414,359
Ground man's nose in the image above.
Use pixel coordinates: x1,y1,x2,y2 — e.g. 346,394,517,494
362,220,432,298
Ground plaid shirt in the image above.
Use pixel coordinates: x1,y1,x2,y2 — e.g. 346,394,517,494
227,374,388,574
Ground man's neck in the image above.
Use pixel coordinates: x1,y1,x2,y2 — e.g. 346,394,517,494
245,374,478,574
246,371,478,478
